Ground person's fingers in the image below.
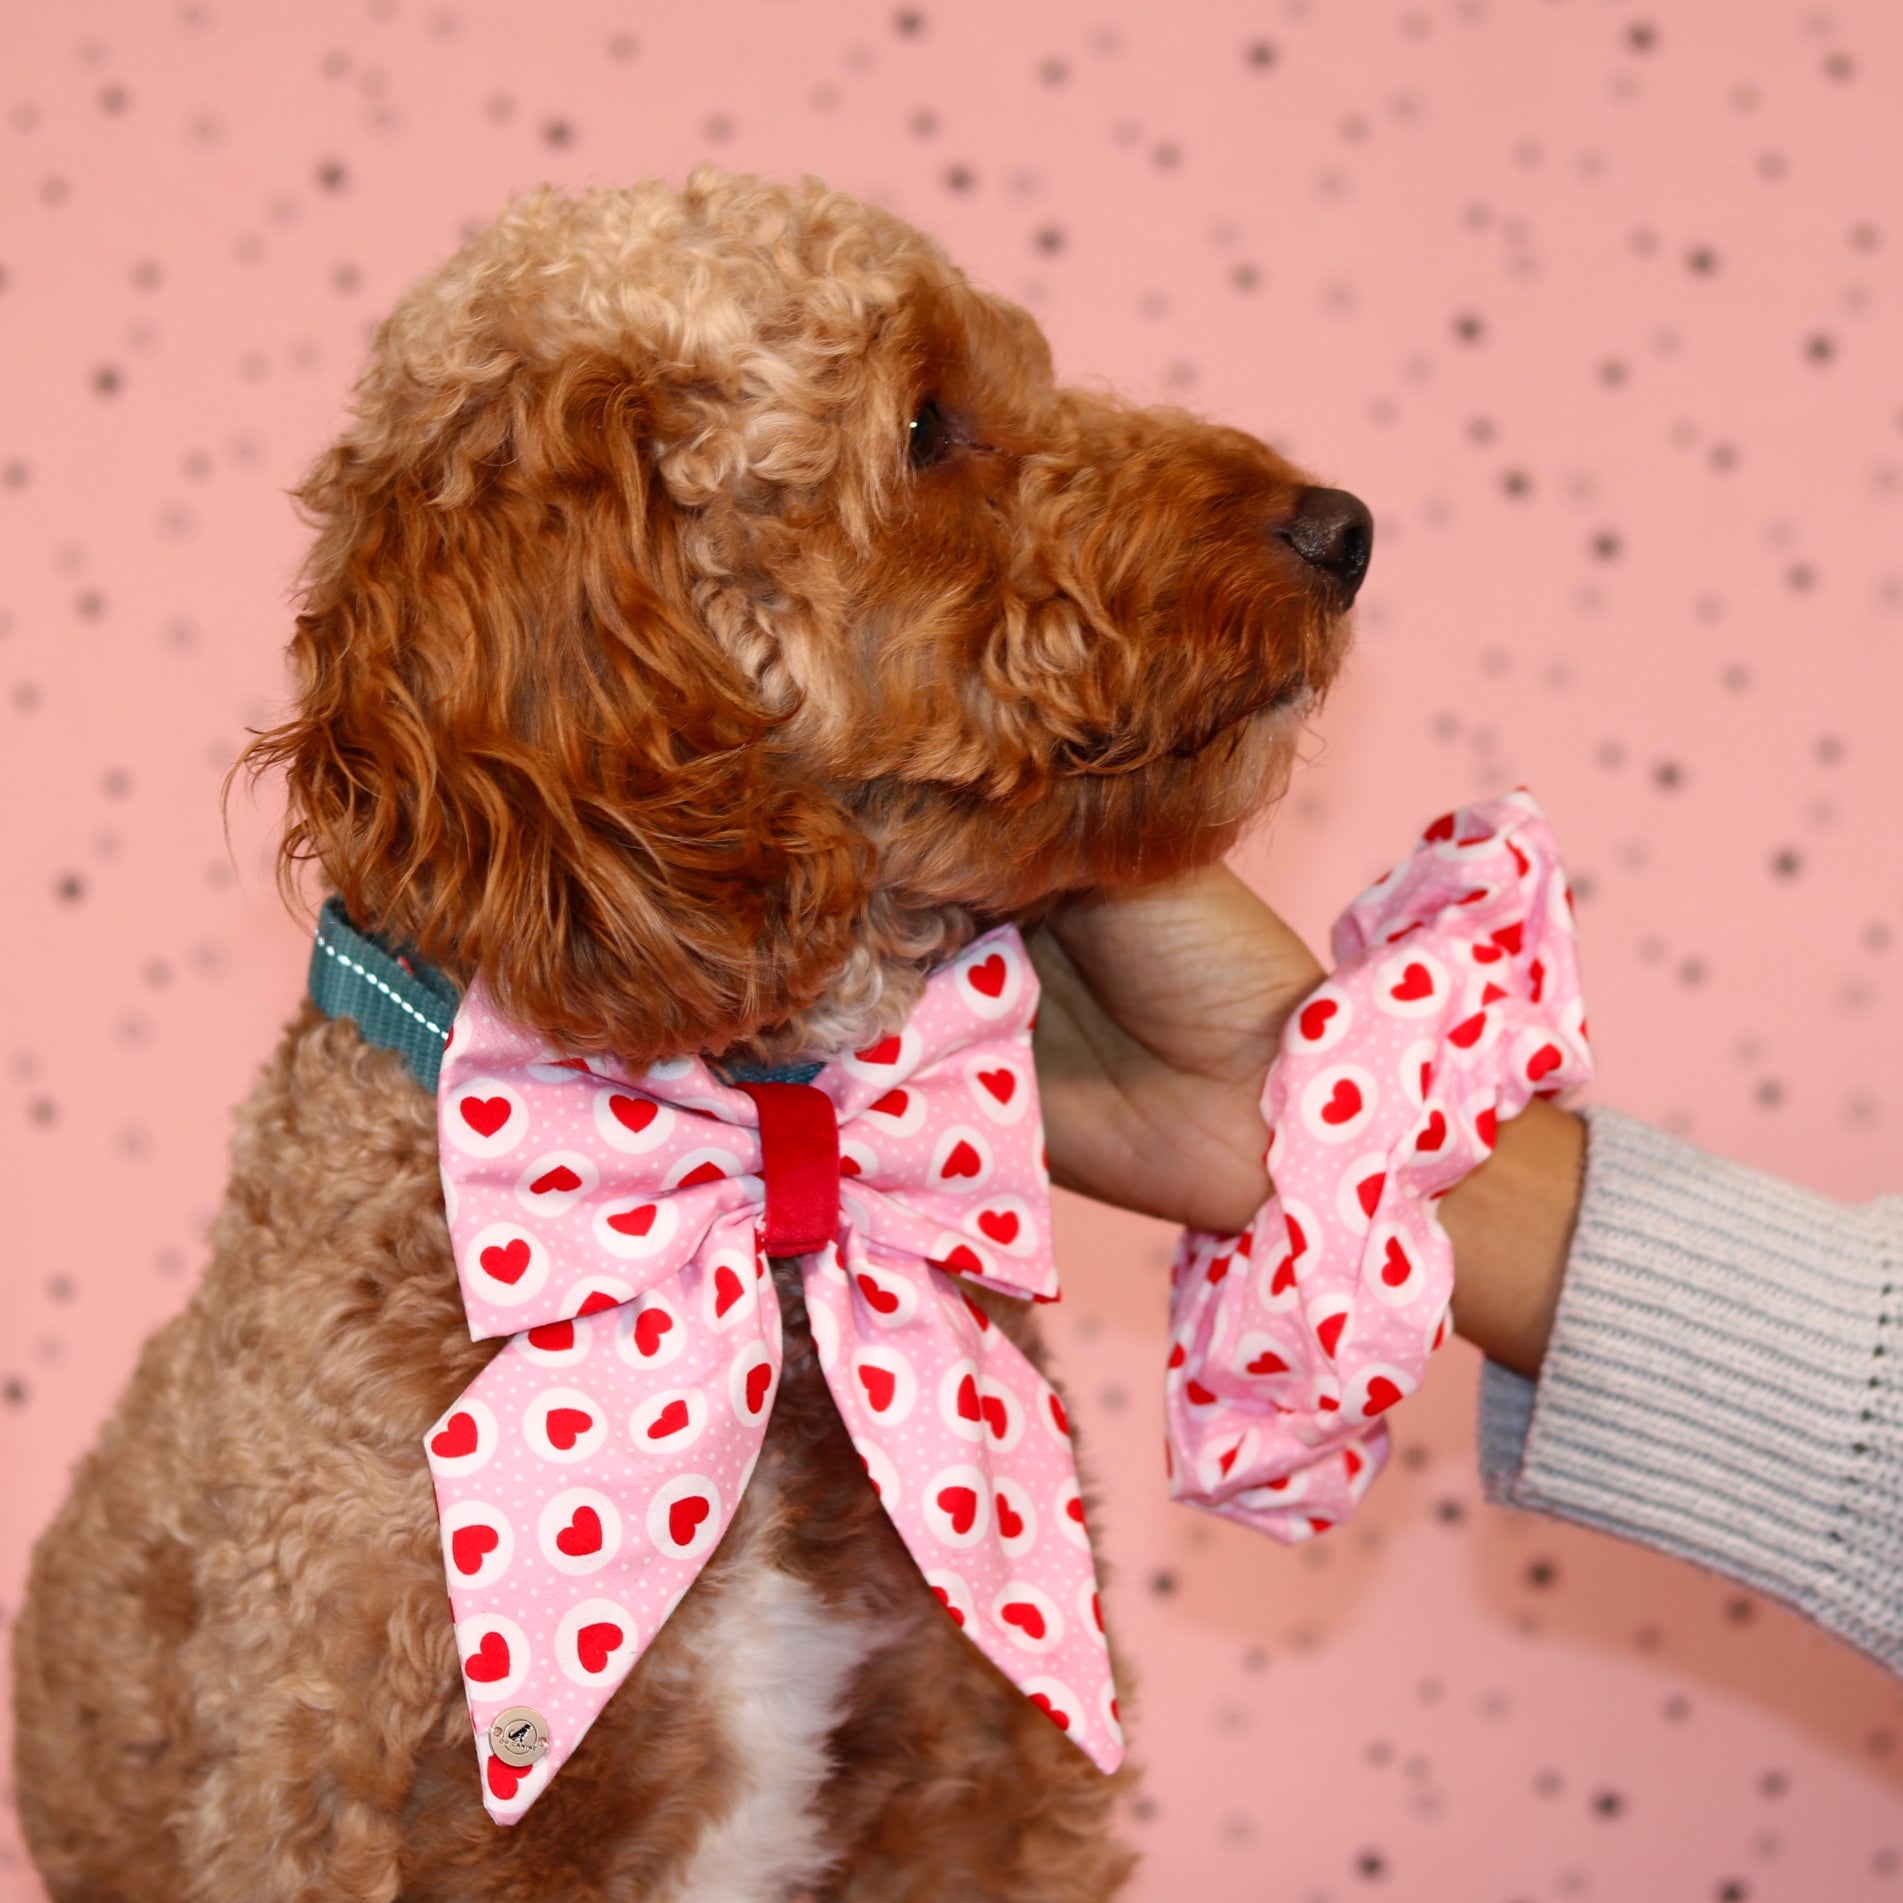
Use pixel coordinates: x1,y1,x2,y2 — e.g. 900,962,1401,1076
1042,866,1324,1083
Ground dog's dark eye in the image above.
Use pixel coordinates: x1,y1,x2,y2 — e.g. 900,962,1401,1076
908,400,951,469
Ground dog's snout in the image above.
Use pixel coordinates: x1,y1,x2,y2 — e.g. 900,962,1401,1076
1273,486,1374,601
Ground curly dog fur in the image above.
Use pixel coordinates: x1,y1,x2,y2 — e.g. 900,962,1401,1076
14,169,1363,1900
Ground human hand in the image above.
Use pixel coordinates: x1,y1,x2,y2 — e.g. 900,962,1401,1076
1029,861,1586,1378
1028,865,1323,1235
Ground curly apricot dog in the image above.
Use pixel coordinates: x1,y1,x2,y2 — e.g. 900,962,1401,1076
13,169,1369,1902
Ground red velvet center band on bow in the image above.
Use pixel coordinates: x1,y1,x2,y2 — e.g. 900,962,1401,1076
737,1082,841,1256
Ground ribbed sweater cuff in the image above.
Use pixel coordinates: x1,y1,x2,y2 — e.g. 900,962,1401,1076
1479,1107,1903,1670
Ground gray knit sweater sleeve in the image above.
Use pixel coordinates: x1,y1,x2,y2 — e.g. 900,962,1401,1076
1478,1106,1903,1669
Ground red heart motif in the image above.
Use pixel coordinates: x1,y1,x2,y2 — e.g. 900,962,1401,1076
940,1139,982,1180
996,1494,1025,1540
1448,1012,1487,1050
609,1095,658,1135
464,1630,511,1682
1167,1341,1186,1369
530,1163,583,1196
1000,1600,1046,1641
1365,1376,1404,1416
1298,997,1338,1041
1185,1379,1217,1406
932,1244,983,1275
1218,1444,1240,1476
1481,981,1507,1006
632,1307,673,1356
1245,1349,1288,1376
1416,1111,1448,1154
1345,1447,1364,1479
839,1153,862,1177
937,1484,978,1535
745,1363,772,1413
451,1523,498,1576
1527,1043,1563,1081
459,1096,511,1138
856,1272,900,1316
1509,838,1531,878
646,1399,690,1440
480,1238,531,1285
1529,958,1547,1004
576,1620,624,1673
962,1292,991,1332
967,953,1007,998
1390,963,1433,1002
1049,1391,1069,1436
1316,1311,1348,1357
487,1754,526,1801
932,1585,966,1628
545,1406,593,1451
855,1034,902,1065
1476,1107,1498,1149
1357,1171,1386,1218
1473,941,1503,965
1455,887,1489,907
869,1087,909,1118
858,1365,897,1412
1066,1495,1087,1525
713,1264,744,1317
678,1159,727,1188
1270,1252,1298,1296
1319,1079,1362,1125
1491,922,1524,956
1206,1253,1231,1284
1029,1691,1070,1731
667,1494,711,1548
527,1320,574,1353
955,1373,982,1421
977,1209,1019,1246
1381,1238,1412,1288
1423,812,1455,843
431,1412,477,1459
577,1289,620,1317
606,1204,657,1238
977,1067,1016,1103
980,1393,1010,1439
556,1505,603,1556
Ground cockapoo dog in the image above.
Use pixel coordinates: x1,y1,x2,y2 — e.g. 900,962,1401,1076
13,169,1369,1901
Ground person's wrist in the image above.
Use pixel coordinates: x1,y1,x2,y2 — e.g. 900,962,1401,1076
1437,1099,1586,1379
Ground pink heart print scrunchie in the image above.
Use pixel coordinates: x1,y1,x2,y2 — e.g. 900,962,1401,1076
428,927,1121,1824
1167,791,1593,1539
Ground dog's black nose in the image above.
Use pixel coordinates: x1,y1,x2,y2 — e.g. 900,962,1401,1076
1274,486,1374,601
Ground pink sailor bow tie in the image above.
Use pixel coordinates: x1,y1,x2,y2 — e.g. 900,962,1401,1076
426,927,1122,1823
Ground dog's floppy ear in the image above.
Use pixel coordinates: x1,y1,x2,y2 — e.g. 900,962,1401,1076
245,348,868,1061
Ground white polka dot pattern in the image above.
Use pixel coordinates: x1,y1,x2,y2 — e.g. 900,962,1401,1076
1167,792,1593,1540
427,926,1119,1824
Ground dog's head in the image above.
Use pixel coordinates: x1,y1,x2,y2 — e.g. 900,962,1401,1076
250,170,1369,1060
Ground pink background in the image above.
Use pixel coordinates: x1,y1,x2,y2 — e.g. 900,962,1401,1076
2,1,1900,1897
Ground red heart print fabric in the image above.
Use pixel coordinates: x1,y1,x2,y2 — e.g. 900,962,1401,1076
1166,792,1593,1540
428,927,1120,1822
